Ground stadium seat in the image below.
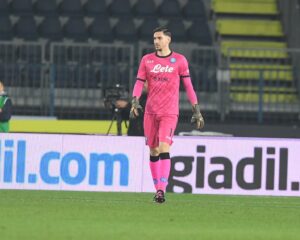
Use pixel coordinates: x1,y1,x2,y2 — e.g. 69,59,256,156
89,15,113,42
64,17,88,42
0,15,13,41
182,0,206,19
134,0,157,17
167,18,186,42
34,0,57,16
230,86,298,103
159,0,182,18
212,0,278,15
14,16,38,41
59,0,83,16
11,0,33,16
109,0,132,17
187,19,212,45
0,0,8,14
39,16,63,41
216,19,283,37
84,0,107,17
230,63,293,81
113,17,137,42
221,41,288,59
138,17,159,41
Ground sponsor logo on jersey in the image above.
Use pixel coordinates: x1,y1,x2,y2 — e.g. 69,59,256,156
170,57,176,63
150,64,174,73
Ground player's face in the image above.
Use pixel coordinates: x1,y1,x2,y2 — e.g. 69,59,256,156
153,32,170,52
0,83,3,92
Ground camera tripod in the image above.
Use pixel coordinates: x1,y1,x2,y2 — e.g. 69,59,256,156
106,107,126,136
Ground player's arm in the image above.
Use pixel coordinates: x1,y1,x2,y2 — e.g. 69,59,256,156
181,76,204,129
130,57,146,119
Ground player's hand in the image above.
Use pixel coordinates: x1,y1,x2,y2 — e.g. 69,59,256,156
191,104,204,129
129,97,143,119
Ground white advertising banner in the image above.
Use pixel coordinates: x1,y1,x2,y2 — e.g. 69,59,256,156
0,133,144,192
1,133,300,196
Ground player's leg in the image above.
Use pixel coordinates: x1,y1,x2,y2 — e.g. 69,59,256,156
157,115,178,196
144,114,160,192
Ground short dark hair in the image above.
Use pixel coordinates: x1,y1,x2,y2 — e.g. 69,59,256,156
153,26,171,38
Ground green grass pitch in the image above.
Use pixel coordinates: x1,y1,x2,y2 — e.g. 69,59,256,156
0,190,299,240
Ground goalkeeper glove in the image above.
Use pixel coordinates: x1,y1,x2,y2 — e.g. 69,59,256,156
129,97,143,119
191,104,204,129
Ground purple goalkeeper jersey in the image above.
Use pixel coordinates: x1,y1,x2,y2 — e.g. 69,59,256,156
136,51,193,115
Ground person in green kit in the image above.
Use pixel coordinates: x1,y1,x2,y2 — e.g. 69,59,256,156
0,81,12,132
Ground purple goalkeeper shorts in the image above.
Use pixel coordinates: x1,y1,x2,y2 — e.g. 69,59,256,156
143,113,178,148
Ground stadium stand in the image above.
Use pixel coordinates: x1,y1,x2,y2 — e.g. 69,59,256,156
183,0,207,19
109,0,132,17
59,0,83,17
0,14,13,41
84,0,107,17
34,0,57,16
0,0,9,14
88,15,113,42
39,16,63,41
3,0,298,125
14,15,39,41
133,0,157,18
212,0,299,110
11,0,33,16
158,0,182,18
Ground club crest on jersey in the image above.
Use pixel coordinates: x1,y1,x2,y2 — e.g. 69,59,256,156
170,57,176,63
150,64,174,73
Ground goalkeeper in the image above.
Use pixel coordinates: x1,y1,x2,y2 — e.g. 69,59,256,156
130,26,204,203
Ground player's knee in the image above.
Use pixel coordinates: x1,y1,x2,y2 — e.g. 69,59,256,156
150,147,159,156
159,142,170,153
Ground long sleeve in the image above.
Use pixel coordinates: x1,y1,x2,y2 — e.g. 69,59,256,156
132,56,147,98
182,77,198,105
0,98,12,122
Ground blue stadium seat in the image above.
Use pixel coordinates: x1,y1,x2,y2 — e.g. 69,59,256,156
167,18,186,42
0,15,13,40
39,16,63,41
0,0,8,14
64,17,88,42
84,0,107,17
14,16,38,41
113,17,137,42
11,0,33,16
134,0,157,17
39,17,63,41
159,0,181,18
89,15,113,42
109,0,132,17
138,17,159,42
187,19,212,45
59,0,83,16
35,0,57,16
182,0,206,19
